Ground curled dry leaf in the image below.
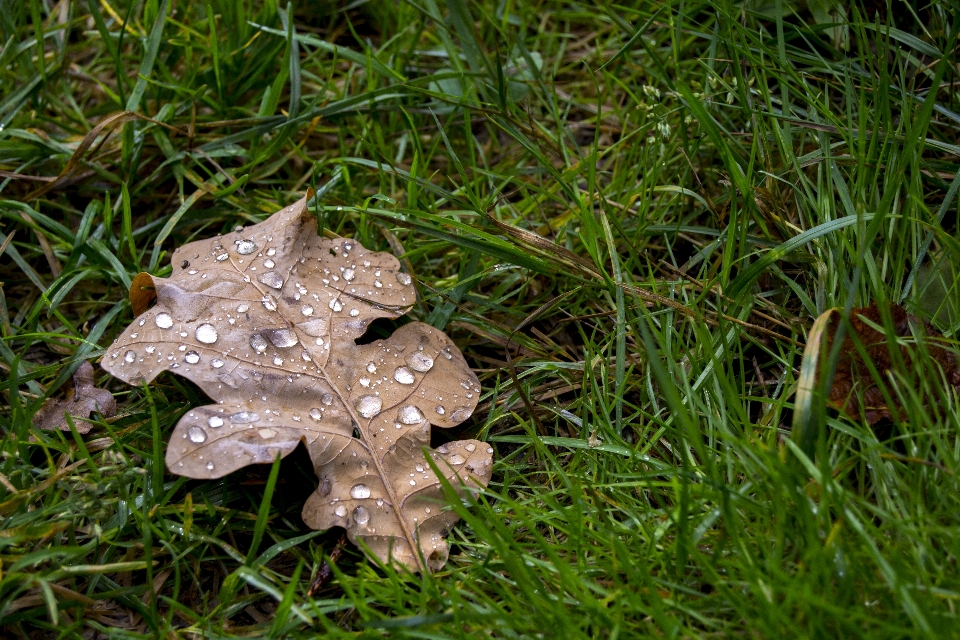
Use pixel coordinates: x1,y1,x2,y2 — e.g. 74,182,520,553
101,193,492,572
814,304,960,424
33,361,117,433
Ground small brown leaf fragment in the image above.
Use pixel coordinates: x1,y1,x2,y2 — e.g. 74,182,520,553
33,362,116,433
102,192,493,572
820,304,960,424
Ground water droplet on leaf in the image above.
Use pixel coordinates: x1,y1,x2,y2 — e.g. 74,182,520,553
353,506,370,525
350,484,371,499
264,328,299,348
407,352,434,372
250,333,268,353
398,405,423,424
259,271,284,289
356,395,382,418
394,367,415,384
230,411,259,424
195,323,218,344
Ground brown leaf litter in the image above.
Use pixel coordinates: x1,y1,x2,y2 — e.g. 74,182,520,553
817,303,960,424
33,361,116,433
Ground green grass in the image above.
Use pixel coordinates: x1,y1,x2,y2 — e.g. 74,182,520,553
2,0,960,637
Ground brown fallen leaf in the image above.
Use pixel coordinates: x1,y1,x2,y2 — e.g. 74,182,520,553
33,361,117,433
101,192,492,572
817,304,960,424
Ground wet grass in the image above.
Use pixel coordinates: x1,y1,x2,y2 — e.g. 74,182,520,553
2,0,960,637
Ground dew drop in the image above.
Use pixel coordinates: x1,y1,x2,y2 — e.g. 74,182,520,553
237,240,257,254
335,505,347,517
398,405,423,424
486,447,494,454
393,367,415,384
262,296,277,311
301,350,312,361
353,506,370,525
216,253,229,261
396,272,412,286
321,393,334,406
273,356,283,366
425,507,431,514
301,305,314,316
415,464,424,472
436,405,445,415
448,454,465,465
329,298,343,312
250,333,268,353
208,416,224,428
187,426,207,443
309,408,322,420
267,247,276,257
258,428,277,439
237,303,249,313
206,461,215,470
407,352,434,372
230,411,260,424
350,484,371,499
145,345,156,354
465,443,476,452
195,323,218,344
259,271,284,289
155,313,174,329
184,351,200,364
124,350,136,363
297,318,327,336
264,328,299,348
264,259,275,268
356,395,382,418
450,406,472,422
211,358,225,369
366,363,377,373
343,268,355,281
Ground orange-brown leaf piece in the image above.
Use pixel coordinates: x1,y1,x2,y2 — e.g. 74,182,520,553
822,303,960,424
33,361,116,433
101,193,492,572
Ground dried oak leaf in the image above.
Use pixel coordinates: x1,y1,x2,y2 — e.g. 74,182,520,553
33,361,117,433
101,193,492,572
820,303,960,424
